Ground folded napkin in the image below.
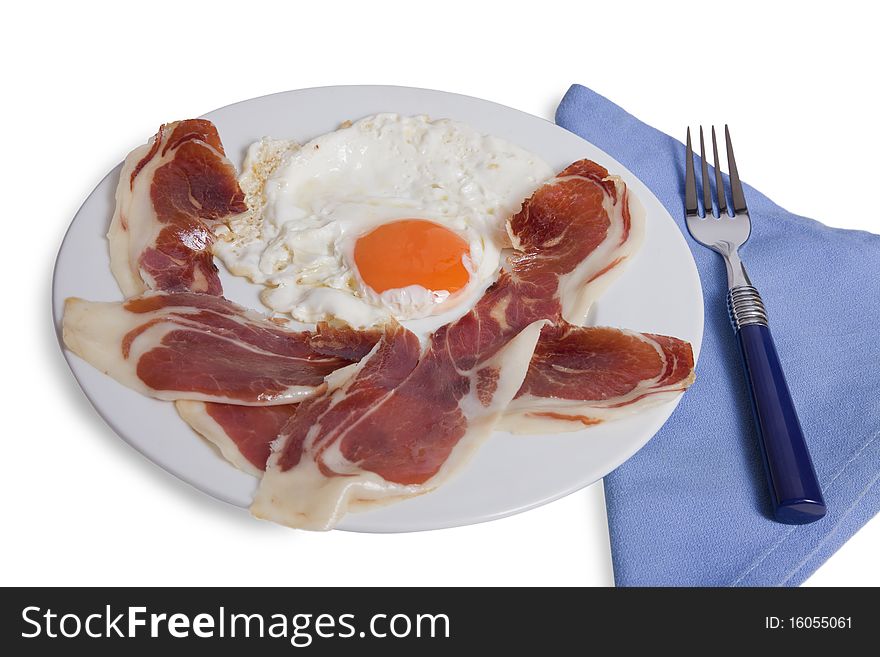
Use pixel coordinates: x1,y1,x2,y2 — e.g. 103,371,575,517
556,84,880,586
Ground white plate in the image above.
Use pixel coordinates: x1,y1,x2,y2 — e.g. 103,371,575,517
52,86,703,532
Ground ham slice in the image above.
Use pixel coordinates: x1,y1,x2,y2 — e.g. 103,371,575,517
548,160,645,323
62,292,381,405
176,402,300,476
251,160,640,529
108,119,247,298
499,324,695,433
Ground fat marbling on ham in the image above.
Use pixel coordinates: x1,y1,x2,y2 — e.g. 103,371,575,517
176,401,300,477
500,325,695,433
108,120,248,297
63,292,381,405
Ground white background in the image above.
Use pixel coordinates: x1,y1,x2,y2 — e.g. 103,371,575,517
3,0,877,587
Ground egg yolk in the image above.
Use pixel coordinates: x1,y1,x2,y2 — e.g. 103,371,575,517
354,219,471,294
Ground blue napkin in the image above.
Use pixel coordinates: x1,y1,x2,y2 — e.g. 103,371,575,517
556,84,880,586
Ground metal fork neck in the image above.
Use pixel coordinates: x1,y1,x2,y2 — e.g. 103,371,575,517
716,242,752,289
718,245,769,328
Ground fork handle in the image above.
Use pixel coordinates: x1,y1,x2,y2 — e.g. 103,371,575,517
728,286,826,524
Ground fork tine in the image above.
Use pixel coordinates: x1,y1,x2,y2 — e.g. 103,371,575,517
699,126,714,217
725,125,748,213
712,126,728,216
685,127,698,216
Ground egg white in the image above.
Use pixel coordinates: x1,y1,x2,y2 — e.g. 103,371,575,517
214,114,553,328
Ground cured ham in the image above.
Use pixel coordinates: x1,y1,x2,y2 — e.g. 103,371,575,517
108,119,247,298
548,160,644,324
251,160,642,529
499,325,695,433
62,292,381,405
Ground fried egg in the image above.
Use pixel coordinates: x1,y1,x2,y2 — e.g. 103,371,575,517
214,114,553,327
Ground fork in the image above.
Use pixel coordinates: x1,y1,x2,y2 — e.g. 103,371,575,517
685,125,826,525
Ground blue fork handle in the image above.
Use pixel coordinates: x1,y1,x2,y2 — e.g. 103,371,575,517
736,323,826,524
